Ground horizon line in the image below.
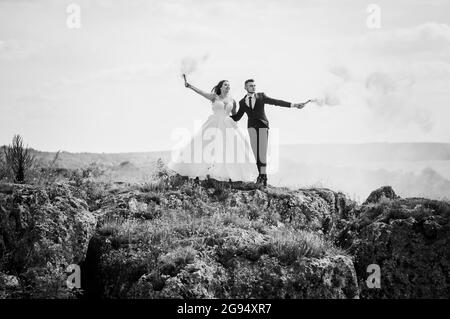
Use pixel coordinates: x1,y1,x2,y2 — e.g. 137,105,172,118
2,141,448,155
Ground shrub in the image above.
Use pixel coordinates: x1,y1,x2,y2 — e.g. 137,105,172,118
264,228,328,263
0,146,11,181
139,180,170,192
153,158,169,179
33,151,61,185
82,162,106,179
3,135,36,183
159,246,197,267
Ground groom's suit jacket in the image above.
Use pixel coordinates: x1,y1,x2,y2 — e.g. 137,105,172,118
230,92,291,128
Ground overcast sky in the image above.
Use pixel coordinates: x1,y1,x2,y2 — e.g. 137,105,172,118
1,0,449,152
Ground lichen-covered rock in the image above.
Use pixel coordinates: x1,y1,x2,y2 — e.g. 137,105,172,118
76,175,360,299
8,172,448,299
0,272,20,298
0,182,97,298
93,176,357,239
84,175,360,300
128,253,228,299
363,186,399,205
221,254,358,299
337,190,450,299
87,228,358,299
126,253,358,299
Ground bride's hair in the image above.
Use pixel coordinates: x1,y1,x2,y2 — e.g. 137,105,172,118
211,80,228,95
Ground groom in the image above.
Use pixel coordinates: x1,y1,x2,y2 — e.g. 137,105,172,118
230,79,307,186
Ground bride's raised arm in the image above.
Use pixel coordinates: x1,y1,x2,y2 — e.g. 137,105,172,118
185,82,217,102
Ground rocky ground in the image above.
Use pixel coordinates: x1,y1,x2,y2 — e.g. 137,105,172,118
337,186,450,298
0,182,96,298
0,174,449,299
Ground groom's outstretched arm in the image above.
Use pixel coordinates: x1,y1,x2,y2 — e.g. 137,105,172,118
261,92,292,108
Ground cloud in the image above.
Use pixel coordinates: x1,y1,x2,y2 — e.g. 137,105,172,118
322,63,436,132
329,65,352,82
0,39,46,59
355,22,450,60
1,2,450,151
162,24,221,44
319,23,450,132
180,54,210,75
43,62,174,90
10,94,64,120
364,71,434,132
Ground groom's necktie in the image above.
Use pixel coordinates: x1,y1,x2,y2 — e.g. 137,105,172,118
249,96,253,109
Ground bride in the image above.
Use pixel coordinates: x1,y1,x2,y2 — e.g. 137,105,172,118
168,79,258,182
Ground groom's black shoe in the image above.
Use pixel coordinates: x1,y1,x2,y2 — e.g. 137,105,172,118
261,174,268,187
255,175,262,186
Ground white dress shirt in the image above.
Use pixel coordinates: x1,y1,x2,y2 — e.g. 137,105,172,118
245,93,256,108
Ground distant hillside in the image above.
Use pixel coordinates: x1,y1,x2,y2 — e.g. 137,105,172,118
26,149,171,169
2,143,449,200
8,143,449,169
279,143,450,163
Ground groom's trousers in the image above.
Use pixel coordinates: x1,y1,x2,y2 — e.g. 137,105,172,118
248,127,269,175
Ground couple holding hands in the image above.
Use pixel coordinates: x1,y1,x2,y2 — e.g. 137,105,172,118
168,77,311,187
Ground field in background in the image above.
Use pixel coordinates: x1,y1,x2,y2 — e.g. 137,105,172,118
28,143,450,202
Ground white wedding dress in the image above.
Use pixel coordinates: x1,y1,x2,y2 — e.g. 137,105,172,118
168,98,258,182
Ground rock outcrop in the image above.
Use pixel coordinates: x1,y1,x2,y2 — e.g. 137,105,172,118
82,175,359,299
363,185,400,205
2,176,449,299
0,182,97,298
337,186,450,298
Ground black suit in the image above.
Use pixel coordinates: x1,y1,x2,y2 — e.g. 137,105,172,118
230,92,291,175
230,92,291,128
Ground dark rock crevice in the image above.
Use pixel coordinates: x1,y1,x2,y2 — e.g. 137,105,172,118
79,236,104,299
